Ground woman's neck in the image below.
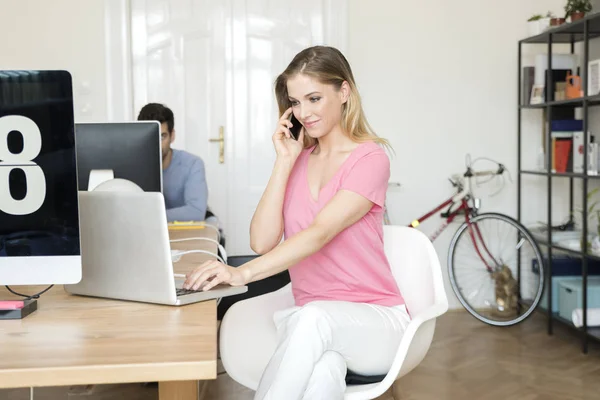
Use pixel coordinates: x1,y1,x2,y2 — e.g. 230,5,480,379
314,125,355,155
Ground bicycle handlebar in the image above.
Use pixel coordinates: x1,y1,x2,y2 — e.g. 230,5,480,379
464,163,505,178
448,163,506,188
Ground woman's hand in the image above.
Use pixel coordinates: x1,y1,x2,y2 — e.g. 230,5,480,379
273,107,305,161
183,260,249,291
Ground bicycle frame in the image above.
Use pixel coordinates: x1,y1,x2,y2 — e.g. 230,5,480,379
408,195,468,242
407,175,500,273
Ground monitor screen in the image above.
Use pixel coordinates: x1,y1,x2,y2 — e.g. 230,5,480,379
0,70,80,263
75,122,162,192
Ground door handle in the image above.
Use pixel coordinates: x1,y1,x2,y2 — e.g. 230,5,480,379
209,126,225,163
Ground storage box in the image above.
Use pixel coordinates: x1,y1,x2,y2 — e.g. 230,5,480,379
541,276,581,313
533,256,600,312
558,277,600,321
531,255,600,277
551,119,583,131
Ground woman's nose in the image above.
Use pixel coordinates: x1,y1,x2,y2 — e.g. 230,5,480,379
299,105,312,120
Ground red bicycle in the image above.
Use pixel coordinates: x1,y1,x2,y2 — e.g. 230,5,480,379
387,157,544,326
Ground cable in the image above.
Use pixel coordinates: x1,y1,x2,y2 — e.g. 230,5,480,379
170,237,227,263
169,233,227,307
173,250,226,264
198,222,221,242
170,237,220,245
5,285,53,300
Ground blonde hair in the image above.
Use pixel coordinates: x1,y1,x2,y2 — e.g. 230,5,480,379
274,46,391,150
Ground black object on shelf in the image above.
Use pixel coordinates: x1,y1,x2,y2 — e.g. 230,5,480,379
519,13,600,354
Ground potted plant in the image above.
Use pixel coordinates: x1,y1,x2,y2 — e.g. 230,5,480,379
528,14,543,22
542,11,554,30
549,10,566,26
528,13,552,36
565,0,592,21
528,14,543,36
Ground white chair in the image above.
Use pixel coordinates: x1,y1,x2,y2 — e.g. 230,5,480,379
219,225,449,400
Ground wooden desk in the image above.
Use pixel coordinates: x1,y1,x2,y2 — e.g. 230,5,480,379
0,226,219,400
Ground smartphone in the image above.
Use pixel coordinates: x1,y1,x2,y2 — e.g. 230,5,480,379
288,113,302,140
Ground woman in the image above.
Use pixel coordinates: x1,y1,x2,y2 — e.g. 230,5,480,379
184,45,409,400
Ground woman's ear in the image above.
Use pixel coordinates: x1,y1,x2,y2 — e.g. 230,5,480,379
340,81,350,104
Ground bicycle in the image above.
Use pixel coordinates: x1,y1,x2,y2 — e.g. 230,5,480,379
386,156,545,327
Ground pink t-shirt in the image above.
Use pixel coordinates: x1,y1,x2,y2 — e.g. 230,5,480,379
283,141,405,307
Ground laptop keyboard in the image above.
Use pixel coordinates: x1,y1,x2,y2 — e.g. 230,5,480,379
176,284,223,296
176,288,200,296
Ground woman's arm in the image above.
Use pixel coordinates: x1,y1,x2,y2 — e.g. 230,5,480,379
249,157,294,254
244,190,372,282
249,107,305,254
184,189,373,291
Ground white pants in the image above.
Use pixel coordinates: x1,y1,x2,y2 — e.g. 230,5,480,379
254,300,411,400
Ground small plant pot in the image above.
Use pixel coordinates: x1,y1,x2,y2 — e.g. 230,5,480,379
570,12,585,21
528,17,551,36
551,17,566,26
528,20,542,36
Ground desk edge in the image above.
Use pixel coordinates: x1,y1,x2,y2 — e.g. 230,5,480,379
0,360,217,388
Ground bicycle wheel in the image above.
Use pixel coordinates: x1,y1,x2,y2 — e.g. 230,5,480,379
448,212,544,326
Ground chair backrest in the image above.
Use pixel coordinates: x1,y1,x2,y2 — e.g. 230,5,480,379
383,225,448,316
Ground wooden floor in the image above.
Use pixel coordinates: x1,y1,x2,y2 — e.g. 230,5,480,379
2,311,600,400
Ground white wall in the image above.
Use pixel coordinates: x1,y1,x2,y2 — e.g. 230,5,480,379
3,0,579,309
347,0,566,309
1,0,108,123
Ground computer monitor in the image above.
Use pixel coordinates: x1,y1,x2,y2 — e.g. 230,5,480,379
75,122,162,192
0,70,82,285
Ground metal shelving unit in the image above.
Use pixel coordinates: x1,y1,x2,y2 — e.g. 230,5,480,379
518,13,600,354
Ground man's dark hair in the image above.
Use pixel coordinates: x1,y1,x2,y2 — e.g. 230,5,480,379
137,103,175,134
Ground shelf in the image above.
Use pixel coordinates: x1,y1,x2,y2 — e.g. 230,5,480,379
590,328,600,341
551,311,600,343
535,305,600,343
520,95,600,109
517,11,600,354
520,170,600,179
521,12,600,44
533,239,600,263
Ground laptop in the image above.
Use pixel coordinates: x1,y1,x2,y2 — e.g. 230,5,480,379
64,191,247,305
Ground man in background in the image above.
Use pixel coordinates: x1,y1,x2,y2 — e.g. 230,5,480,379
137,103,216,222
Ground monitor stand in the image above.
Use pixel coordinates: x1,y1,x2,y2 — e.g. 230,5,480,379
88,169,114,190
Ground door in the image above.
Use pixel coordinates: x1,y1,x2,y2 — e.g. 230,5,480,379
127,0,347,255
226,0,347,255
130,0,229,233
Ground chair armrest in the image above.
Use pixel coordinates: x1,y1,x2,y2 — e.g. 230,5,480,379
374,301,448,393
408,302,448,327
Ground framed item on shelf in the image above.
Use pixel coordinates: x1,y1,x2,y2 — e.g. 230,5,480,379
588,59,600,96
531,84,545,104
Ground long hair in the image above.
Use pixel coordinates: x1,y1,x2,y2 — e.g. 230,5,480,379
274,46,390,150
